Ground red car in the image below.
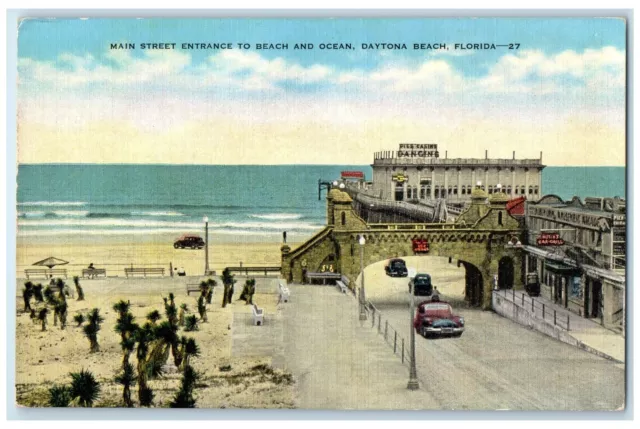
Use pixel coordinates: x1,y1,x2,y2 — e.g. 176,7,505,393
413,300,465,338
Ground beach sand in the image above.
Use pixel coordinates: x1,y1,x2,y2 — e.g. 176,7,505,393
15,238,296,408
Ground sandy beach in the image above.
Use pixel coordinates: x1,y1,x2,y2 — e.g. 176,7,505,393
15,238,296,408
17,238,294,280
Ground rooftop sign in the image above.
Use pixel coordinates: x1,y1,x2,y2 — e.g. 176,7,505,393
397,143,439,158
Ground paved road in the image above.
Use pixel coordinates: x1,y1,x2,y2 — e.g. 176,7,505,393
278,285,439,410
376,304,624,410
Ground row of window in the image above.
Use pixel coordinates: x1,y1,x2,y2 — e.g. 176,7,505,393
401,184,540,199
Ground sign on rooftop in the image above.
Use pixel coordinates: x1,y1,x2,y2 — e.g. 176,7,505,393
397,143,439,158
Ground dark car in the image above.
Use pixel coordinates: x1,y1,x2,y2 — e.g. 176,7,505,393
174,235,205,249
413,300,464,338
409,273,433,296
385,258,408,277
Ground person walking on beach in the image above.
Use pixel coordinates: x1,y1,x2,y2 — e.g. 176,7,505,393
283,231,287,244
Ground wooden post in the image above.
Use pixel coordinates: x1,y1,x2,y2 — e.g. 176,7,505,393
531,297,534,312
394,332,397,353
542,303,545,319
385,321,388,341
567,314,570,331
521,293,524,306
554,310,557,326
402,338,405,363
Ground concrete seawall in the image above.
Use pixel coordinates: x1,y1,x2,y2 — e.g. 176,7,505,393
492,291,622,363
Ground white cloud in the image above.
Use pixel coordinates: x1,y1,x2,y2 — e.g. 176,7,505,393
477,47,625,93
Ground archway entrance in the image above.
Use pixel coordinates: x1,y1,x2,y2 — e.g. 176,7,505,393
394,185,404,201
498,257,515,290
460,261,484,307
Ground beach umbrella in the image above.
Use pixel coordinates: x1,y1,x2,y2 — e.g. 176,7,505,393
32,256,69,269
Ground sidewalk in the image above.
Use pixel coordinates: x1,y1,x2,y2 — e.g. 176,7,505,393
495,289,625,363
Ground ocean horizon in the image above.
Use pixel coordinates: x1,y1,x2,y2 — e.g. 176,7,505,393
16,164,626,243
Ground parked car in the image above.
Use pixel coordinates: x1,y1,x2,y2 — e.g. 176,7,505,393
174,234,205,249
409,273,433,296
384,258,408,277
413,300,464,338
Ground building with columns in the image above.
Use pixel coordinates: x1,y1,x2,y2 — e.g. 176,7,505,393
371,144,545,203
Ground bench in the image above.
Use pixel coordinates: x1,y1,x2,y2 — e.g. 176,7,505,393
186,283,215,296
252,304,264,326
305,271,341,285
124,267,165,278
82,268,106,279
278,282,290,303
24,268,68,279
226,266,281,277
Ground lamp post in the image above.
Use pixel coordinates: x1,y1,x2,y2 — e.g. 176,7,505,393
359,235,367,321
203,216,209,275
407,291,419,390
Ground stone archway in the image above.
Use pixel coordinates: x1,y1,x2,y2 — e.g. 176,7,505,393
498,257,515,290
459,260,484,307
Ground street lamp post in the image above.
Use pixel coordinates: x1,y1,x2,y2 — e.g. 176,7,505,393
407,292,419,390
203,216,209,275
359,235,367,321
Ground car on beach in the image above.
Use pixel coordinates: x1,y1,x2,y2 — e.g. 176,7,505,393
385,258,408,277
409,273,433,296
174,235,205,249
413,300,464,338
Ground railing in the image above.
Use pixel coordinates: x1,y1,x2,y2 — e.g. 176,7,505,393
365,302,412,366
494,289,570,331
611,308,624,325
372,156,544,167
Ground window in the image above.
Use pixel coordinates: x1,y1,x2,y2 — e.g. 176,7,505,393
534,186,539,195
498,211,503,225
420,186,426,199
461,186,466,195
341,212,346,226
529,187,533,195
453,186,458,195
507,185,512,194
488,185,494,194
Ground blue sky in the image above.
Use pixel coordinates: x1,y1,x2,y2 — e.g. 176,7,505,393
16,18,627,165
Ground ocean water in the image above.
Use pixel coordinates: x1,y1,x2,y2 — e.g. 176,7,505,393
16,165,625,242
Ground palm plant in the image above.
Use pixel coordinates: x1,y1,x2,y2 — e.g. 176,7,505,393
69,369,101,407
146,309,161,324
221,268,235,307
32,283,44,302
149,320,181,370
206,278,216,304
246,278,256,305
113,300,131,317
197,295,207,322
22,285,33,313
38,308,49,331
48,384,72,407
55,278,66,298
74,313,85,327
164,296,178,327
178,303,188,326
179,337,200,370
134,323,155,407
184,315,198,332
56,299,68,329
169,365,199,408
114,308,138,367
114,361,137,408
83,308,104,353
73,276,84,301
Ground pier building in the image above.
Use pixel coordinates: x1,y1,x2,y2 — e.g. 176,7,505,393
371,144,545,203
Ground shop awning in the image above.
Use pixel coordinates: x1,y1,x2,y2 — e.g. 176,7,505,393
543,260,581,275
